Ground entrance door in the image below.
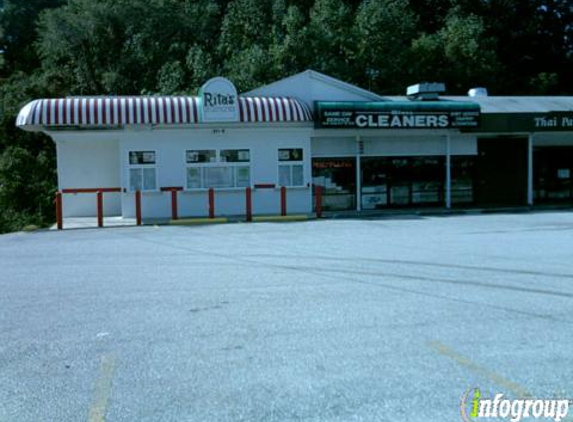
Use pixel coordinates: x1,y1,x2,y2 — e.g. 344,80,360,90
474,137,528,207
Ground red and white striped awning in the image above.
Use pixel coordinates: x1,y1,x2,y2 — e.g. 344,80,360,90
16,96,313,130
238,97,312,123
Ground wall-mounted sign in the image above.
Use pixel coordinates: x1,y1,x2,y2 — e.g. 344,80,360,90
313,160,354,169
535,115,573,129
469,112,573,133
315,101,480,129
200,77,239,123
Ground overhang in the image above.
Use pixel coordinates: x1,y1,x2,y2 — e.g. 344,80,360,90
16,96,313,132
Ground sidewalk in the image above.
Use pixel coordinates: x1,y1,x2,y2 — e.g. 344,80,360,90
50,204,573,230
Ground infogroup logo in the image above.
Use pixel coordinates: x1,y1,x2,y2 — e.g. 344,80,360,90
461,388,570,422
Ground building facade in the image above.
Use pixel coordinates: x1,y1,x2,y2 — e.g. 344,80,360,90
16,70,573,220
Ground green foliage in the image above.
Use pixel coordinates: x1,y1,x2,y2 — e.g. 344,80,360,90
307,0,355,80
0,0,572,232
410,12,498,92
270,5,311,76
354,0,417,93
0,0,65,77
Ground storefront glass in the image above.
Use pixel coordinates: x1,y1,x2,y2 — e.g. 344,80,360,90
312,158,356,211
361,156,445,209
450,156,475,205
534,147,573,203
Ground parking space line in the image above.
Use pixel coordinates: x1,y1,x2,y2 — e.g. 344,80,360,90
88,354,116,422
428,340,531,398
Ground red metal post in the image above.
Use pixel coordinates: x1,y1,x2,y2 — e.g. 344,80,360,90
208,188,215,219
97,190,103,227
246,187,252,222
135,190,142,226
315,185,323,218
55,191,63,230
171,189,178,220
280,186,287,216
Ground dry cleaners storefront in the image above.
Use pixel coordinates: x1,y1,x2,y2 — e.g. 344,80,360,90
16,70,573,221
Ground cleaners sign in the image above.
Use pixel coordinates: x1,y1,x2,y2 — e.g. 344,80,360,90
315,102,480,129
200,77,239,123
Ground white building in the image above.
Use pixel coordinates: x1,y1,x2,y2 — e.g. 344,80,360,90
16,70,573,223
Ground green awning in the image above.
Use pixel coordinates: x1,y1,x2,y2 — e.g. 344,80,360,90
315,101,480,129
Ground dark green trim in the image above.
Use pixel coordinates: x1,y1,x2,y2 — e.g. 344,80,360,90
465,112,573,133
316,101,480,112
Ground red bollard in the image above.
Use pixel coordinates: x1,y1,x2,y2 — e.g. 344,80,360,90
97,190,103,227
246,187,252,222
208,188,215,219
55,191,63,230
171,189,178,220
315,185,323,218
280,186,287,216
135,190,142,226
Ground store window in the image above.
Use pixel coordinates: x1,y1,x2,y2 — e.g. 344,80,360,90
534,147,573,203
186,149,250,189
451,156,475,205
312,158,356,211
128,151,157,191
410,157,444,205
361,156,445,208
361,157,390,209
278,148,304,187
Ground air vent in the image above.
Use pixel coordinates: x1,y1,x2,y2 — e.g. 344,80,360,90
406,83,446,101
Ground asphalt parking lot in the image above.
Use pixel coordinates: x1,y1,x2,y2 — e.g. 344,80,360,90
1,211,573,422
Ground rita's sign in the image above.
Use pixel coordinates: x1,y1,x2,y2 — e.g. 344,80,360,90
315,102,480,129
200,77,239,123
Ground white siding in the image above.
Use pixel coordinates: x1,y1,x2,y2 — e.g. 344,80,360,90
55,138,121,217
311,133,477,157
119,127,312,218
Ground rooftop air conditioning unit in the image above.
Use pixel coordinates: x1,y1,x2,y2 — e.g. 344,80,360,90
407,83,446,101
468,87,488,97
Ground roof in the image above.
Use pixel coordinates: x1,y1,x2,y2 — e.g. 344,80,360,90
16,96,313,131
385,96,573,113
244,70,387,105
316,100,480,112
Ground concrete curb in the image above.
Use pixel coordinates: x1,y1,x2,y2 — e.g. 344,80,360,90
252,215,309,222
169,217,229,225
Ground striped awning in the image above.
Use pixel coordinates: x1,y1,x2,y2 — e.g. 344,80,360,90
238,97,312,123
16,96,313,131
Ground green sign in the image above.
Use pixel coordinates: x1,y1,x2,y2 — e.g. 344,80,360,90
315,101,480,129
467,112,573,133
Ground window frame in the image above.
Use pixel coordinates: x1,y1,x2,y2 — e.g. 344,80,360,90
278,148,305,188
185,148,251,191
127,150,158,192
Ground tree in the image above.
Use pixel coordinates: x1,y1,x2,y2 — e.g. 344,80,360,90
354,0,418,93
36,0,221,95
0,0,64,77
218,0,273,58
0,72,57,232
270,5,312,77
307,0,356,81
410,11,499,94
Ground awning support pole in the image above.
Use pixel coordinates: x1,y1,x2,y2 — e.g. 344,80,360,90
446,134,452,209
55,191,63,230
356,136,362,212
528,134,534,206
